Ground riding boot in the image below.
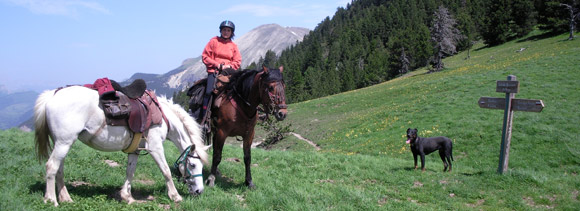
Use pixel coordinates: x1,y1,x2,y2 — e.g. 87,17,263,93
198,94,210,123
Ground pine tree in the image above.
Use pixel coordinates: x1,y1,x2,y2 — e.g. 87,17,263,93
263,50,278,67
429,5,464,72
511,0,536,37
481,0,512,46
536,1,568,33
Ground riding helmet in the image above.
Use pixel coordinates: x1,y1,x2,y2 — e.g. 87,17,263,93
219,20,235,32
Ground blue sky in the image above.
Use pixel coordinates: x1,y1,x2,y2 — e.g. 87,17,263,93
0,0,350,93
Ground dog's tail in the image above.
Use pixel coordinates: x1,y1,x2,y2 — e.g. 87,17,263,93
450,142,454,161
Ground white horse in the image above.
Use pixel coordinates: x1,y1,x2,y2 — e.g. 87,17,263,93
34,86,210,207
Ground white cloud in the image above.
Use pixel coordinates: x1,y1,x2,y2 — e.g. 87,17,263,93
220,2,349,21
4,0,110,17
221,4,302,17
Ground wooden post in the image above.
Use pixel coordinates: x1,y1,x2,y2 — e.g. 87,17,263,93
478,75,544,174
498,75,516,174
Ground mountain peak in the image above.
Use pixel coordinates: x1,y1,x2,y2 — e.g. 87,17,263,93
125,24,310,96
236,24,310,68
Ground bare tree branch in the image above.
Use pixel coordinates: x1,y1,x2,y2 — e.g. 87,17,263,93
561,0,580,40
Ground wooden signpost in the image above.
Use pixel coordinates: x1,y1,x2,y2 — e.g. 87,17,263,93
478,75,545,174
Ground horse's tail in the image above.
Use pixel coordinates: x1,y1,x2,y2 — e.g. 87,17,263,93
34,90,55,162
159,96,209,165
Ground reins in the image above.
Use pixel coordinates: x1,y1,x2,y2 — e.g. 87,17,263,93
232,83,252,107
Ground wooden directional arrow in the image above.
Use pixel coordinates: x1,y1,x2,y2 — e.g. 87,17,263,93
478,97,545,112
478,97,505,110
512,99,545,112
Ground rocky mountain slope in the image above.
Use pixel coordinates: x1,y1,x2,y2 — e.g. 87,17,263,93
122,24,310,96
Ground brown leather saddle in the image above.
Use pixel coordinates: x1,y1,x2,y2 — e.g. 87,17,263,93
97,79,168,153
111,79,147,99
187,73,231,112
104,90,167,134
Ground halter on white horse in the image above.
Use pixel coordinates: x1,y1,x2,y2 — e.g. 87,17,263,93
34,86,209,206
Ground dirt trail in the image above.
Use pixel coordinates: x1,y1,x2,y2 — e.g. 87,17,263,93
290,132,321,151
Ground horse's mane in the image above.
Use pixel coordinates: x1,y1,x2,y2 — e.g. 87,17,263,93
226,68,284,100
226,69,260,100
264,68,284,82
157,95,209,165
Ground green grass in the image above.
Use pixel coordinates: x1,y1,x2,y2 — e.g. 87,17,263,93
1,31,579,210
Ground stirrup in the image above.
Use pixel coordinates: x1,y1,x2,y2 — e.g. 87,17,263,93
199,111,211,134
201,123,210,134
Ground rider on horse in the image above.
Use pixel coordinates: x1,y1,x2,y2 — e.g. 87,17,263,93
198,20,241,126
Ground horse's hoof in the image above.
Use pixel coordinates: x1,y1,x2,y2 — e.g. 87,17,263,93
245,181,256,189
205,175,216,187
44,198,59,207
172,195,183,203
59,195,73,203
120,191,135,204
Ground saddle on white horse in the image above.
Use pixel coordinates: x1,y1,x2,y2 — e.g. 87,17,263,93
104,90,167,134
85,78,168,153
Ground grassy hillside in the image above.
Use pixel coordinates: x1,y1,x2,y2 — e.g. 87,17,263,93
1,31,579,210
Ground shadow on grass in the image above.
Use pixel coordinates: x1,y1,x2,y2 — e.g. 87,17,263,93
393,166,468,174
202,168,249,191
392,166,423,172
29,180,175,203
460,171,484,176
516,31,562,43
471,31,562,52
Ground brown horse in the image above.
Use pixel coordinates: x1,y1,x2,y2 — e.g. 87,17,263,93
205,66,287,188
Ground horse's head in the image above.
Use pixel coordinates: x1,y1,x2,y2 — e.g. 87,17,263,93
259,66,287,121
173,145,205,195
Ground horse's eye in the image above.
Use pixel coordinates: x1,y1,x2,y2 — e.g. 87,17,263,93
268,85,274,91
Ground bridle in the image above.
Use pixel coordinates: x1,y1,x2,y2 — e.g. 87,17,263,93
260,77,287,115
173,145,203,182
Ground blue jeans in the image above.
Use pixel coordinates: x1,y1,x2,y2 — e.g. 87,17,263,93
199,73,216,121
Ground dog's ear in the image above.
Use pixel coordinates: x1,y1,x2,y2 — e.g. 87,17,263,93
414,128,417,131
407,128,410,132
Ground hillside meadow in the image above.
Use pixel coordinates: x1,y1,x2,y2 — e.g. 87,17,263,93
1,31,579,210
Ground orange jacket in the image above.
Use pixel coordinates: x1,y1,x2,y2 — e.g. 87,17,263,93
202,36,241,73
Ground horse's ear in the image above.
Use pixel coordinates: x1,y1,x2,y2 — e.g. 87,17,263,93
262,65,269,74
279,66,283,73
188,144,196,155
202,145,212,151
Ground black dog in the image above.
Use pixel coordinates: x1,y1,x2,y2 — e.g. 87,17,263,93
406,128,454,172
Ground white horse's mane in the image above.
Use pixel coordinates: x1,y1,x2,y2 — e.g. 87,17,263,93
157,95,209,165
